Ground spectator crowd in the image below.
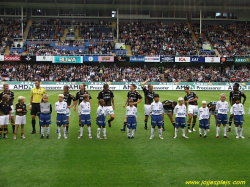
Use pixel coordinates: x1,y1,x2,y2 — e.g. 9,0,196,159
0,63,249,82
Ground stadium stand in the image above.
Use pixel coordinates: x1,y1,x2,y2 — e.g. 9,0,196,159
0,63,249,82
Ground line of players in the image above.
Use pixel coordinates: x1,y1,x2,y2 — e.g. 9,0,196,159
120,81,247,139
0,81,247,139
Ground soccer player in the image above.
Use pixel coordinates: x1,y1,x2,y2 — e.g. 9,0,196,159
61,85,75,134
97,84,115,127
149,94,163,140
96,99,107,139
230,97,245,139
30,80,47,134
207,101,218,131
142,79,155,130
162,100,177,130
125,99,137,139
0,83,15,133
0,94,11,139
198,101,210,138
73,83,92,131
78,94,92,139
13,96,27,139
184,86,198,133
39,94,52,139
228,83,246,132
55,94,68,139
216,93,229,138
173,97,188,139
121,84,142,131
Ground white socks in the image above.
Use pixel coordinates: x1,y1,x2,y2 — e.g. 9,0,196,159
127,128,130,137
181,128,185,136
151,128,155,137
88,126,91,137
235,127,238,136
103,128,106,137
41,127,44,136
132,129,135,137
46,127,50,135
80,126,83,136
216,126,220,136
199,128,207,136
223,126,226,136
58,126,61,136
175,128,178,137
240,127,243,136
158,128,162,137
64,127,66,136
97,128,101,138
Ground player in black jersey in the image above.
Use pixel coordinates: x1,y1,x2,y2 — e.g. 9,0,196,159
142,79,155,130
228,83,246,132
162,100,177,131
184,86,198,133
207,101,217,131
0,83,15,133
61,85,75,134
120,84,142,131
73,83,92,131
97,84,115,127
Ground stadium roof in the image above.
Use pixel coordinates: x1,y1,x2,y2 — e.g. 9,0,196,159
0,0,250,11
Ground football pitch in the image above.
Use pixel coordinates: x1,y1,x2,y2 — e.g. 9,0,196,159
1,90,249,187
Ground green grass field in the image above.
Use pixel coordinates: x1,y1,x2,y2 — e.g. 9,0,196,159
1,90,249,187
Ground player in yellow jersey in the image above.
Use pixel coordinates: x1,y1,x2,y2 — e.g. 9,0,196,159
29,80,46,134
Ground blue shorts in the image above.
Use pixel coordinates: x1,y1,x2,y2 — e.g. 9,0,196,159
39,114,51,126
175,117,186,128
151,115,163,127
217,114,228,125
81,114,91,125
97,114,106,127
234,115,243,126
57,114,67,126
127,116,137,129
199,119,209,129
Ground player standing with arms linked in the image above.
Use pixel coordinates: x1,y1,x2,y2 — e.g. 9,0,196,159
30,80,46,134
121,84,142,131
228,83,246,132
142,79,155,130
61,85,75,134
97,84,115,127
73,83,92,131
0,83,15,133
184,86,198,133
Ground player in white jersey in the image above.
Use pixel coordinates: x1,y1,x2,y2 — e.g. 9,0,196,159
230,97,245,139
125,99,137,139
55,94,68,139
78,94,92,139
216,93,229,138
96,99,107,139
173,97,188,139
198,101,210,138
149,94,163,140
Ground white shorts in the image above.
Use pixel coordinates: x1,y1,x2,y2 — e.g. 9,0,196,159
209,110,218,116
188,105,198,116
66,108,71,117
163,108,173,115
15,115,26,125
104,106,114,116
144,105,152,116
0,115,9,125
11,105,15,116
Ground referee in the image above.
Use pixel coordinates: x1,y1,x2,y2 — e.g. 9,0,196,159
30,80,46,134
